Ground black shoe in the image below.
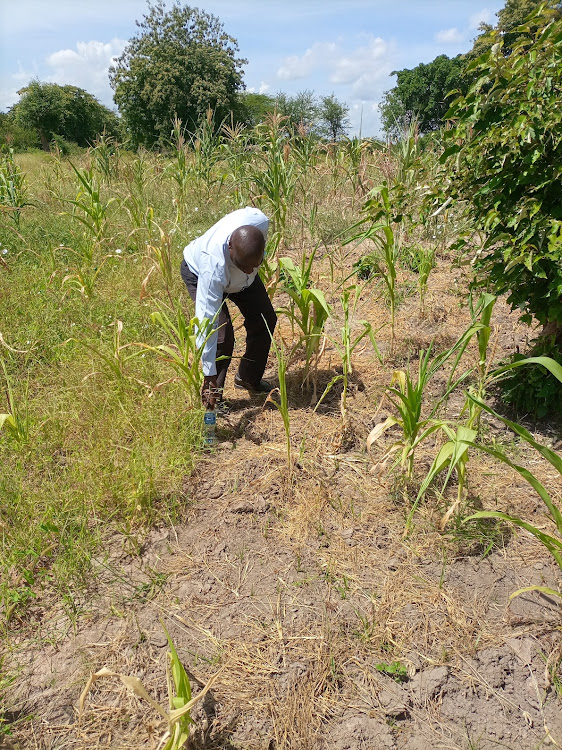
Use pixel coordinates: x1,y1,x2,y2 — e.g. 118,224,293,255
234,374,273,394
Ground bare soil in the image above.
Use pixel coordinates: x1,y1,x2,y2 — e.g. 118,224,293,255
2,257,561,750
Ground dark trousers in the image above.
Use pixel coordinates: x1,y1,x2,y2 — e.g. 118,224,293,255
180,259,277,390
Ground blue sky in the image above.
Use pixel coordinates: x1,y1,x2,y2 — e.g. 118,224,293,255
0,0,504,136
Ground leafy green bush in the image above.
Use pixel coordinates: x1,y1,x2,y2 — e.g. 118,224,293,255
444,10,562,339
500,336,562,418
0,113,40,151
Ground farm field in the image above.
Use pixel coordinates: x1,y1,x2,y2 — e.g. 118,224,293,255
0,126,561,750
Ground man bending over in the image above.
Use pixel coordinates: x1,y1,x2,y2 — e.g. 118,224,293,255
180,207,277,408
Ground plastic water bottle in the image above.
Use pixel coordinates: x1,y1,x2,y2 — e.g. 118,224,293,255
203,409,217,446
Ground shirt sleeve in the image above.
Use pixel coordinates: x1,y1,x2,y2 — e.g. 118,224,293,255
195,268,225,377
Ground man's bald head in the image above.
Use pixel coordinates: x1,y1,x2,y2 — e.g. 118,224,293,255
229,225,266,273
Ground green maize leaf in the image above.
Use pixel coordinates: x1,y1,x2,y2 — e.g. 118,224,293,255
467,511,562,569
0,413,16,432
465,394,562,474
308,288,330,316
464,439,562,534
166,641,191,706
509,585,561,601
491,356,562,384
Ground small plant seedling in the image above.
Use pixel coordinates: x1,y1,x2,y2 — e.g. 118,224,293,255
375,661,408,683
79,623,223,750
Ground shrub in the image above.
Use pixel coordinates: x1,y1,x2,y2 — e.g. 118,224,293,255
443,10,562,343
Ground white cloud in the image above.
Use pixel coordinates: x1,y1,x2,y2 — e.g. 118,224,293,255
277,36,394,101
246,81,271,95
434,8,495,48
435,27,464,44
277,42,338,80
469,9,494,29
44,38,126,106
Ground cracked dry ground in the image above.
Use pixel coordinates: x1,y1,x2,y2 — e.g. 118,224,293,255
4,410,562,750
3,267,562,750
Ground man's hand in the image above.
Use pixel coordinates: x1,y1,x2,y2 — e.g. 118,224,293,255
202,375,218,409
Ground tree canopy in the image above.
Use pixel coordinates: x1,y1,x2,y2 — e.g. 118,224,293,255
11,80,119,150
235,92,276,128
109,1,246,147
379,55,466,137
318,94,350,141
379,1,562,137
470,0,562,57
273,90,319,133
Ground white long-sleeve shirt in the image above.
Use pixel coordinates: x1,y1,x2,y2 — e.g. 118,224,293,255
183,207,269,376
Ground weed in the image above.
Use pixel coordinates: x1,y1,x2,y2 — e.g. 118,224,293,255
375,661,408,683
265,330,292,474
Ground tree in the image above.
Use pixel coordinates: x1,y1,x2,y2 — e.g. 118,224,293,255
109,1,245,147
273,90,319,133
444,10,562,342
319,94,350,141
11,80,118,150
0,112,40,150
379,55,467,137
469,0,562,58
235,92,276,128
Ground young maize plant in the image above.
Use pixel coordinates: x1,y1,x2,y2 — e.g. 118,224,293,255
221,119,251,206
258,230,281,298
0,146,31,229
250,112,297,234
367,340,473,482
0,355,30,446
189,108,223,200
415,295,559,532
330,286,383,419
341,136,369,203
278,247,330,397
65,319,147,387
166,115,191,204
265,329,292,476
141,221,176,307
464,393,562,601
346,184,400,352
61,256,111,299
79,624,223,750
409,353,562,535
139,305,216,407
91,131,119,184
416,245,436,317
122,149,155,234
63,160,116,245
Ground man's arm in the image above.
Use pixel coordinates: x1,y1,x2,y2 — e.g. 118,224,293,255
195,269,224,407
